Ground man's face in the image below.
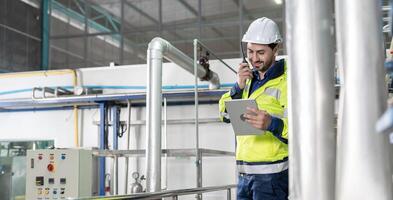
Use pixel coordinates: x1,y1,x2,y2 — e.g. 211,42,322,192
247,43,276,73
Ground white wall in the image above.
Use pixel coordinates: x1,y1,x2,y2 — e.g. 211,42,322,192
0,58,240,99
0,58,242,199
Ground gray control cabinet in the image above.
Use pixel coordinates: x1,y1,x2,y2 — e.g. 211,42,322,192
26,149,94,199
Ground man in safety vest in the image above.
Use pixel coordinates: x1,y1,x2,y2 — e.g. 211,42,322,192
219,17,288,200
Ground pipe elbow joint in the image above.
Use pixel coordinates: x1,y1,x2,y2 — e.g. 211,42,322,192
148,37,169,52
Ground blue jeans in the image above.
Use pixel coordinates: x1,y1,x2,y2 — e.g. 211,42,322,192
237,170,288,200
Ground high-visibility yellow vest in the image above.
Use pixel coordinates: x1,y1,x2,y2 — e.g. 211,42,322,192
219,63,288,167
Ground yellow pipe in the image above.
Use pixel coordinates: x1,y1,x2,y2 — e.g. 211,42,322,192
74,106,79,147
0,69,80,147
0,69,77,79
70,70,79,148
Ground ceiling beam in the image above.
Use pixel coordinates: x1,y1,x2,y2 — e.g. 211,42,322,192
178,0,237,49
124,0,184,40
232,0,254,20
178,0,199,16
50,12,283,40
124,1,159,24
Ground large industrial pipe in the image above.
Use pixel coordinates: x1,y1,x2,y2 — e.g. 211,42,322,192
146,37,220,192
286,0,336,199
335,0,393,199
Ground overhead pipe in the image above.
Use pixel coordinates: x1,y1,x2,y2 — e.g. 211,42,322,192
335,0,393,199
146,37,220,192
0,69,81,147
286,0,336,199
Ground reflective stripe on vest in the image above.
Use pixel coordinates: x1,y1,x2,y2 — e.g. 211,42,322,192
283,108,288,118
237,160,288,174
263,88,281,100
220,111,230,119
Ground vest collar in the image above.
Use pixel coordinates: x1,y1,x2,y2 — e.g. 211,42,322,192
253,58,285,81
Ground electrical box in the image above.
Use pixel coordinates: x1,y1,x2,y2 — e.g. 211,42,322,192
26,149,96,199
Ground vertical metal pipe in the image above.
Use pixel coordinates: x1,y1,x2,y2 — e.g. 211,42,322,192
110,155,117,195
335,0,393,199
286,0,336,199
227,188,231,200
193,39,200,155
196,150,202,200
146,41,163,192
99,103,106,195
163,97,168,190
125,100,132,194
193,39,202,200
146,37,220,192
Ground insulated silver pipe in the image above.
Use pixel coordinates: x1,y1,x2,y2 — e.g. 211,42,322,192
286,0,336,199
146,37,220,192
335,0,393,199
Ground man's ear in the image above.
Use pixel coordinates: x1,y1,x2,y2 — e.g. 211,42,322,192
273,44,280,56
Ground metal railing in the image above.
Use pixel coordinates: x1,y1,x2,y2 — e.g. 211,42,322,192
192,39,235,195
72,184,236,200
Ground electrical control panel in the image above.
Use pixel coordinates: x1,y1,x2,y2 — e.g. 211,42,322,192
26,149,95,199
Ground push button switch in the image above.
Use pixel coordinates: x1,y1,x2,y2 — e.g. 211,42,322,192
47,164,55,172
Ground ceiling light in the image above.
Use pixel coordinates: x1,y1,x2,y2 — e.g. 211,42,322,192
274,0,283,5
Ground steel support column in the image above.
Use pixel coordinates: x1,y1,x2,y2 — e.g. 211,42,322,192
238,0,244,57
120,0,124,65
41,0,50,70
158,0,162,35
84,1,89,68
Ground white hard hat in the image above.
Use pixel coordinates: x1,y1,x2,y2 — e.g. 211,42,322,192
242,17,282,44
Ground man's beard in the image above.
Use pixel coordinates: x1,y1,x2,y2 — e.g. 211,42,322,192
256,59,273,73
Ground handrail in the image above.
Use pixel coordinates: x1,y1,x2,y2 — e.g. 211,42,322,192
192,39,235,192
72,184,236,200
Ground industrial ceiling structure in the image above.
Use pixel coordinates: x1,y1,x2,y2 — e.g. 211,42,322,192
48,0,284,69
0,0,391,71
